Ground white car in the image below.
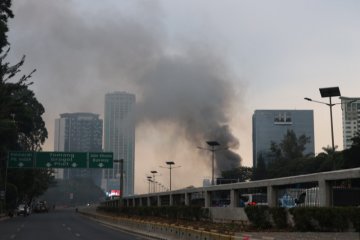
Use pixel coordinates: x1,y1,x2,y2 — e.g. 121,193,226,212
17,204,30,216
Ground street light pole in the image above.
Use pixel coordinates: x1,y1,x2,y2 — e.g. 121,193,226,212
305,87,341,153
160,161,181,191
114,159,124,207
198,141,221,185
168,163,173,191
150,170,157,192
329,96,335,151
305,87,342,170
147,176,152,193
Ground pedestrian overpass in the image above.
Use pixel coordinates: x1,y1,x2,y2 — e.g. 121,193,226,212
102,167,360,221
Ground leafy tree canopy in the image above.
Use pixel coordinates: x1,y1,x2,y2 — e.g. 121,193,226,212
252,154,267,180
0,0,51,208
221,166,252,182
269,129,311,161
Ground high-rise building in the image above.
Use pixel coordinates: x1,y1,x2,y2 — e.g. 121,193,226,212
252,110,315,167
54,112,103,186
103,91,135,196
340,97,360,149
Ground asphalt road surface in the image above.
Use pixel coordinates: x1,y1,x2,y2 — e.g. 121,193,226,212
0,208,152,240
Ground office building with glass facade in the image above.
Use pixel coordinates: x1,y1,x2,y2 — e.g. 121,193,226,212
103,91,135,196
252,110,315,167
54,112,103,186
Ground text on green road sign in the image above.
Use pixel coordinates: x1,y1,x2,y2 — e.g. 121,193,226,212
36,152,88,168
8,151,34,168
8,151,114,169
89,152,113,168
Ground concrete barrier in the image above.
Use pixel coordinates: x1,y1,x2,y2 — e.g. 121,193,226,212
209,207,249,223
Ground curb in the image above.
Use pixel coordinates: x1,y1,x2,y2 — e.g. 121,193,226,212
78,209,270,240
0,213,9,222
78,210,168,240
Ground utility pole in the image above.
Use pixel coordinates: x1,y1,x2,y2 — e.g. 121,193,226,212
114,159,124,208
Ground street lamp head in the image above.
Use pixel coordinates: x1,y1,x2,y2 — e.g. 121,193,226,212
147,176,152,180
166,161,175,165
304,97,312,101
206,141,220,147
151,170,157,174
319,87,341,98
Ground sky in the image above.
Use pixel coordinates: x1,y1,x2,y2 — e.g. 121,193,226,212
7,0,360,194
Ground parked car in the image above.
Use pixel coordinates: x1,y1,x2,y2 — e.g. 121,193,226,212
34,201,49,213
17,204,30,216
240,193,268,207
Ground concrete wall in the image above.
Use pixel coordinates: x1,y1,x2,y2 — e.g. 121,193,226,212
209,207,248,222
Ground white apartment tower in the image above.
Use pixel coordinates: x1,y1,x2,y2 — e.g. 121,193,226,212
341,97,360,149
103,92,135,196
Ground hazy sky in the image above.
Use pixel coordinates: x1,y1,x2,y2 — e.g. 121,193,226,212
7,0,360,194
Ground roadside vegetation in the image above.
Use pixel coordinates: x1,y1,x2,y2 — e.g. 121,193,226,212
245,206,360,232
221,130,360,182
97,205,247,234
96,205,360,233
0,1,53,214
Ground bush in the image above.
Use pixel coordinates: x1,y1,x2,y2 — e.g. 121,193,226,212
348,207,360,232
289,207,315,231
290,207,353,232
269,207,288,229
96,205,210,221
244,206,271,229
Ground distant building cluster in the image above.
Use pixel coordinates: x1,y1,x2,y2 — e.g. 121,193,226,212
52,90,359,194
252,96,360,167
53,91,135,197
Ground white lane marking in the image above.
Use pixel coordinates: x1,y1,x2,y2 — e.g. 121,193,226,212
67,227,72,231
62,223,66,227
75,233,81,237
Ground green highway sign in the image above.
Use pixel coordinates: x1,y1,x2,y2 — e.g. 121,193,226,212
88,152,113,168
36,152,87,168
8,151,114,169
8,152,34,168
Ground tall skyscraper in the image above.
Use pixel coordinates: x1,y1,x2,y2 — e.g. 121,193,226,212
103,91,135,196
252,110,315,167
341,97,360,149
54,112,103,186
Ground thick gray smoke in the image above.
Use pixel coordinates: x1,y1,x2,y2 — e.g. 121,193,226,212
135,51,242,172
9,0,241,173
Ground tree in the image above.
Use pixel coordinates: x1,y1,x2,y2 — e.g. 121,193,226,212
252,154,267,180
0,0,51,208
270,129,311,161
221,166,252,182
343,131,360,169
265,130,312,178
0,0,14,53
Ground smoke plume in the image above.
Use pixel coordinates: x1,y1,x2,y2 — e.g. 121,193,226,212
135,50,242,172
9,0,241,178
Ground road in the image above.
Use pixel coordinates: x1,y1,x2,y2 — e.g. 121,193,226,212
0,208,152,240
